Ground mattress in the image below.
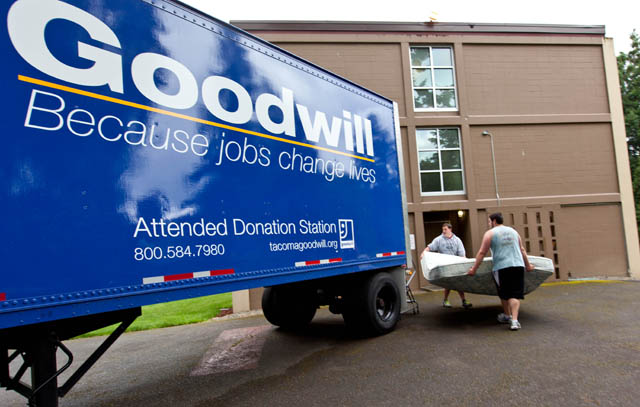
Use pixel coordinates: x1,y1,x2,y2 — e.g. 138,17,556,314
420,252,554,296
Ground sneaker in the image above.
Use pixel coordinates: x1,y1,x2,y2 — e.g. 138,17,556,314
462,299,473,309
497,313,512,324
442,300,452,308
510,320,521,331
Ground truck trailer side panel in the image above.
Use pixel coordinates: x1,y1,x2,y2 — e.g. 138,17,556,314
0,0,407,330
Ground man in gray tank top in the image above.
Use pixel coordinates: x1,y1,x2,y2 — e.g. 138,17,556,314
467,213,534,331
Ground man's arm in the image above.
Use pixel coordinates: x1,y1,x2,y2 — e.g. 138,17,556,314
420,237,438,259
467,231,492,275
518,235,535,271
420,246,431,260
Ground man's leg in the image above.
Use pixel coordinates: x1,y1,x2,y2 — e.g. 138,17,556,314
458,291,472,308
496,298,511,323
443,289,452,307
501,299,510,316
508,298,521,330
508,298,520,321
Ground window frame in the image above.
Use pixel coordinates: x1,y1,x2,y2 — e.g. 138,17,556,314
409,45,459,112
416,127,466,196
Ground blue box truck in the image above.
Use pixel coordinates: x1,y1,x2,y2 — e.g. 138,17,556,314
0,0,410,405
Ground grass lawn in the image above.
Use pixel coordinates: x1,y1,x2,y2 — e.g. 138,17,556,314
76,292,232,338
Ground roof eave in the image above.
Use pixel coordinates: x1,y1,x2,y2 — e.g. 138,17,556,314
231,21,606,36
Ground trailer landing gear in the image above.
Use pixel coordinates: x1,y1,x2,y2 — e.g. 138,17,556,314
0,308,140,407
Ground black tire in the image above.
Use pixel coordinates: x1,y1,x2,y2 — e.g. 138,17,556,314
342,272,401,336
262,285,317,329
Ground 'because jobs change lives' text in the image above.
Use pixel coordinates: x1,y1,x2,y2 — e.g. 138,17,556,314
24,90,377,185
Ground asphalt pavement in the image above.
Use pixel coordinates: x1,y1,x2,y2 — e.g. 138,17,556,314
2,281,640,406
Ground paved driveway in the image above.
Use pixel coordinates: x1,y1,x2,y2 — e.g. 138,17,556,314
2,281,639,406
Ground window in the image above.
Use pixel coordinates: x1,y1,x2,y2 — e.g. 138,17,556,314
410,46,457,110
417,128,464,194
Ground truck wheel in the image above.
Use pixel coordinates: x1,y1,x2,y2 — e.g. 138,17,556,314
342,272,400,336
262,285,317,329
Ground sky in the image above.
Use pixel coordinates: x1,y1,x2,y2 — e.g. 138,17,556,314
181,0,638,54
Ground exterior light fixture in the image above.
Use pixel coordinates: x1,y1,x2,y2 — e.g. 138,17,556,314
482,131,500,207
457,210,464,218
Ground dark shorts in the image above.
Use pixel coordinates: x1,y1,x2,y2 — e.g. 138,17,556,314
494,266,525,300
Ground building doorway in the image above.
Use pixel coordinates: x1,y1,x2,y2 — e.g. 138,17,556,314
420,210,470,288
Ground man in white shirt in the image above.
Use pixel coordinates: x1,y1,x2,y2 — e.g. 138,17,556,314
421,223,471,309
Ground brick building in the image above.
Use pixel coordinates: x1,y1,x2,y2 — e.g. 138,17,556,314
230,21,640,309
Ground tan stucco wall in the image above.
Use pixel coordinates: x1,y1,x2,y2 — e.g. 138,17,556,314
469,123,619,200
235,25,639,309
276,42,407,116
463,44,609,115
559,204,628,278
602,38,640,279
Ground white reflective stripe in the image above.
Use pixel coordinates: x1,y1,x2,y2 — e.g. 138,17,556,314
377,251,402,257
142,276,164,285
295,258,342,267
193,271,211,278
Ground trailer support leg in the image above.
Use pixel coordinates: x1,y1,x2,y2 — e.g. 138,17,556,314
58,310,137,397
1,307,141,406
29,333,60,407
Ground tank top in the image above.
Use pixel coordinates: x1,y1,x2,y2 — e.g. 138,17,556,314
490,225,524,271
